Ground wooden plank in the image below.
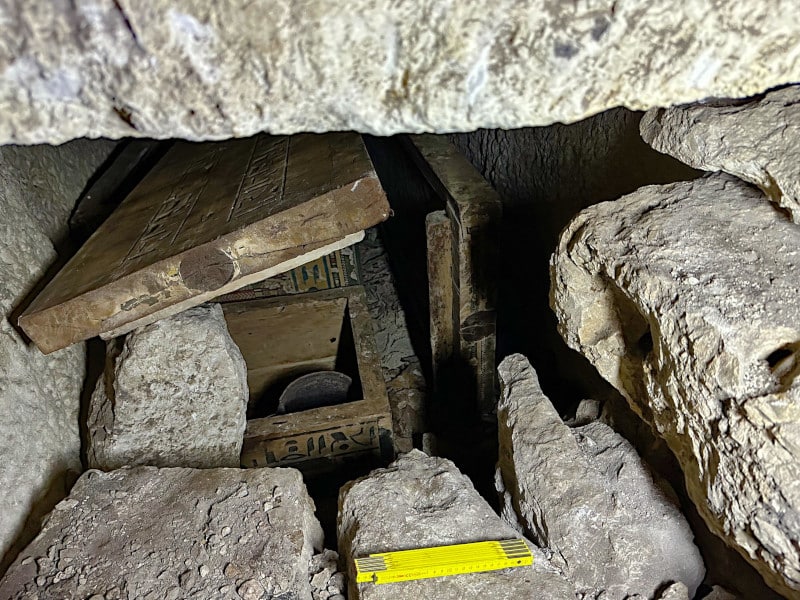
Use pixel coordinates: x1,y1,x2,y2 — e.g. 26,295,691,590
20,133,390,354
425,210,454,391
404,135,501,413
223,295,347,402
238,287,393,472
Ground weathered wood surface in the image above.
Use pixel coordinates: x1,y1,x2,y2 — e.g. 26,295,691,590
20,133,390,353
223,294,347,406
425,210,454,391
237,287,393,473
405,134,501,413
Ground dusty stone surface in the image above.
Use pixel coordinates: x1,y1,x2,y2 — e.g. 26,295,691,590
338,449,575,599
497,354,704,599
551,172,800,597
0,466,324,599
658,582,689,600
88,303,248,469
2,1,800,144
641,85,800,222
0,140,116,574
309,550,346,600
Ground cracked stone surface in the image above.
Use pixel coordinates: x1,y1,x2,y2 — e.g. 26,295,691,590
497,354,704,599
88,303,248,470
1,1,800,144
551,172,800,597
0,140,116,574
640,84,800,223
338,449,575,599
0,466,324,599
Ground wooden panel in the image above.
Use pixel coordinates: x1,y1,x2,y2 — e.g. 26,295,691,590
239,287,393,472
405,134,501,413
426,210,454,390
20,133,390,353
223,295,347,400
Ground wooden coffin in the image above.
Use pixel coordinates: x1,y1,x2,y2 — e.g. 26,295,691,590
227,286,394,475
20,133,390,353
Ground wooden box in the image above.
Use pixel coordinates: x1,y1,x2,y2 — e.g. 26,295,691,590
223,286,394,474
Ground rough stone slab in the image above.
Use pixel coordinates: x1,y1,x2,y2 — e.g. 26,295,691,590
88,303,248,470
19,132,389,354
0,140,116,574
640,84,800,222
497,354,704,599
1,2,800,144
550,172,800,597
0,466,324,599
338,449,574,599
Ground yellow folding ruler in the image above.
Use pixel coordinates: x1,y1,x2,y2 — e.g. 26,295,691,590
355,538,533,584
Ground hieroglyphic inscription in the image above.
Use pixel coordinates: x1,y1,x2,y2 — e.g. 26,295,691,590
228,136,291,226
245,421,382,468
121,146,224,268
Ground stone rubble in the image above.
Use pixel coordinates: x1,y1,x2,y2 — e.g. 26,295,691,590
2,1,800,144
0,140,116,574
0,466,324,599
496,354,704,599
309,549,347,600
87,303,249,470
338,449,575,599
640,85,800,222
550,172,800,597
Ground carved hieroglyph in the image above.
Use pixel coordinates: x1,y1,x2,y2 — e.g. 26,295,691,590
19,132,390,353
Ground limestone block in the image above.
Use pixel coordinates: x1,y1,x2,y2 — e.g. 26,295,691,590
550,172,800,597
640,85,800,222
0,466,324,599
497,354,704,599
338,449,575,599
2,1,800,144
0,140,116,574
88,303,248,469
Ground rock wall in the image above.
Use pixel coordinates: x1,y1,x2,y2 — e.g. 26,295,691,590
550,172,800,597
0,139,116,574
2,1,800,144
